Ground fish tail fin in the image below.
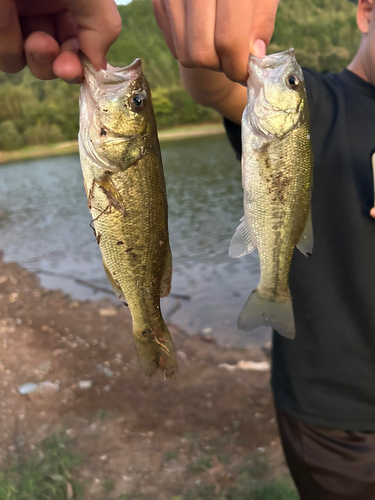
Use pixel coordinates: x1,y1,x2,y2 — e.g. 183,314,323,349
238,289,295,339
133,318,178,379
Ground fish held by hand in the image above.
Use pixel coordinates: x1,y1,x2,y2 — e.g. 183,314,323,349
79,57,178,378
230,49,313,339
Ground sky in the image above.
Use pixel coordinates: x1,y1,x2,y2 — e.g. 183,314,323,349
116,0,133,4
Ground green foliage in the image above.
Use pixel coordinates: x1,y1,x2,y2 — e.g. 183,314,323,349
108,0,180,88
269,0,360,72
0,121,23,150
0,433,84,499
153,87,218,129
0,0,362,150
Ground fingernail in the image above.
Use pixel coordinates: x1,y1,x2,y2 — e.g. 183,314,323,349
252,39,267,59
31,52,55,65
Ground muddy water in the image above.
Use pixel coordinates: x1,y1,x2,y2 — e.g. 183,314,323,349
0,135,270,346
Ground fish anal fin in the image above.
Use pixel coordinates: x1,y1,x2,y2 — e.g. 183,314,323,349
160,249,172,298
296,208,313,257
103,260,127,305
229,216,256,258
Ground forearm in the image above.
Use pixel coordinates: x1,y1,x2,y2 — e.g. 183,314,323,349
178,63,246,125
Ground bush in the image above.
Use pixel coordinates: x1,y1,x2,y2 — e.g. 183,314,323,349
24,123,64,146
0,121,23,150
153,87,219,129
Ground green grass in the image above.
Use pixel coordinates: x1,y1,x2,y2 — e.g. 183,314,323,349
0,433,84,500
241,455,270,478
165,450,180,461
189,455,212,473
182,480,298,500
102,477,116,494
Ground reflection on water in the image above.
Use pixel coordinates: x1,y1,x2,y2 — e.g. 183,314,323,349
0,135,270,346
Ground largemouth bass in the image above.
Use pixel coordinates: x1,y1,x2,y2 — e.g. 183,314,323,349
229,49,313,339
79,58,178,378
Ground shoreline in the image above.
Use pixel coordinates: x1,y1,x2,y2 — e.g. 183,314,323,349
0,122,224,166
0,255,293,498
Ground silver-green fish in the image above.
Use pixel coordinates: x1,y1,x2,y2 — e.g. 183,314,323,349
229,49,313,339
79,58,177,378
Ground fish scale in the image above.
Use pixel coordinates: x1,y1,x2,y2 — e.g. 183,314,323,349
230,49,313,339
79,57,177,378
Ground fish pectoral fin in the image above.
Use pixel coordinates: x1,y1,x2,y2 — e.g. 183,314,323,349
160,249,172,298
296,208,313,257
103,260,127,305
96,177,127,217
229,216,256,258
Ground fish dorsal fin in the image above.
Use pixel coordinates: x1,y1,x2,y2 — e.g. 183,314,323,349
229,216,256,258
296,209,313,257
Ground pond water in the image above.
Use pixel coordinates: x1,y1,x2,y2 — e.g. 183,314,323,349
0,135,270,347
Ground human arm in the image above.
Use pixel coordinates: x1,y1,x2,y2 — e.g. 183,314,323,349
0,0,122,82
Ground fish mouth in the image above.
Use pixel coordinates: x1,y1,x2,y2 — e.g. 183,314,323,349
81,56,143,87
79,56,148,171
249,48,295,69
246,47,303,139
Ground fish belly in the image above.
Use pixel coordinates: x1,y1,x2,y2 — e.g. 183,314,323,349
239,116,312,337
81,152,177,378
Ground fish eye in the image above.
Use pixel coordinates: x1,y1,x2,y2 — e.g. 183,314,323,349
287,74,300,89
130,93,146,112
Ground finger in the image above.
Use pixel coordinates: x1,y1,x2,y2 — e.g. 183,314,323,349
163,0,190,65
53,10,82,81
53,37,83,83
215,0,256,83
20,13,56,38
17,0,66,17
55,9,78,43
24,30,60,80
250,0,279,54
0,0,25,73
186,0,220,70
370,207,375,219
60,0,122,70
152,0,177,59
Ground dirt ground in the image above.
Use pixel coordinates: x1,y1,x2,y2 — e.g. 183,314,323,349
0,254,291,499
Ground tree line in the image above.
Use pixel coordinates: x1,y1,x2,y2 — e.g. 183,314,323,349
0,0,360,151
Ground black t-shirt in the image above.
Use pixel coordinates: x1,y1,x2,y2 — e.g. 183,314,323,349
224,68,375,430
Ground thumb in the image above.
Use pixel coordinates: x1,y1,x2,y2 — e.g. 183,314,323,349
60,0,122,70
250,0,279,58
370,207,375,219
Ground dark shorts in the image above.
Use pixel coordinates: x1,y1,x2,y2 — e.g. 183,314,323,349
275,405,375,500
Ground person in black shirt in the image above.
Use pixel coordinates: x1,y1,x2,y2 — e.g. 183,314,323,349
152,0,375,497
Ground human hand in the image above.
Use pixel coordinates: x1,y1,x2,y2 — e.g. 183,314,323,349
370,208,375,219
0,0,122,82
152,0,280,83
